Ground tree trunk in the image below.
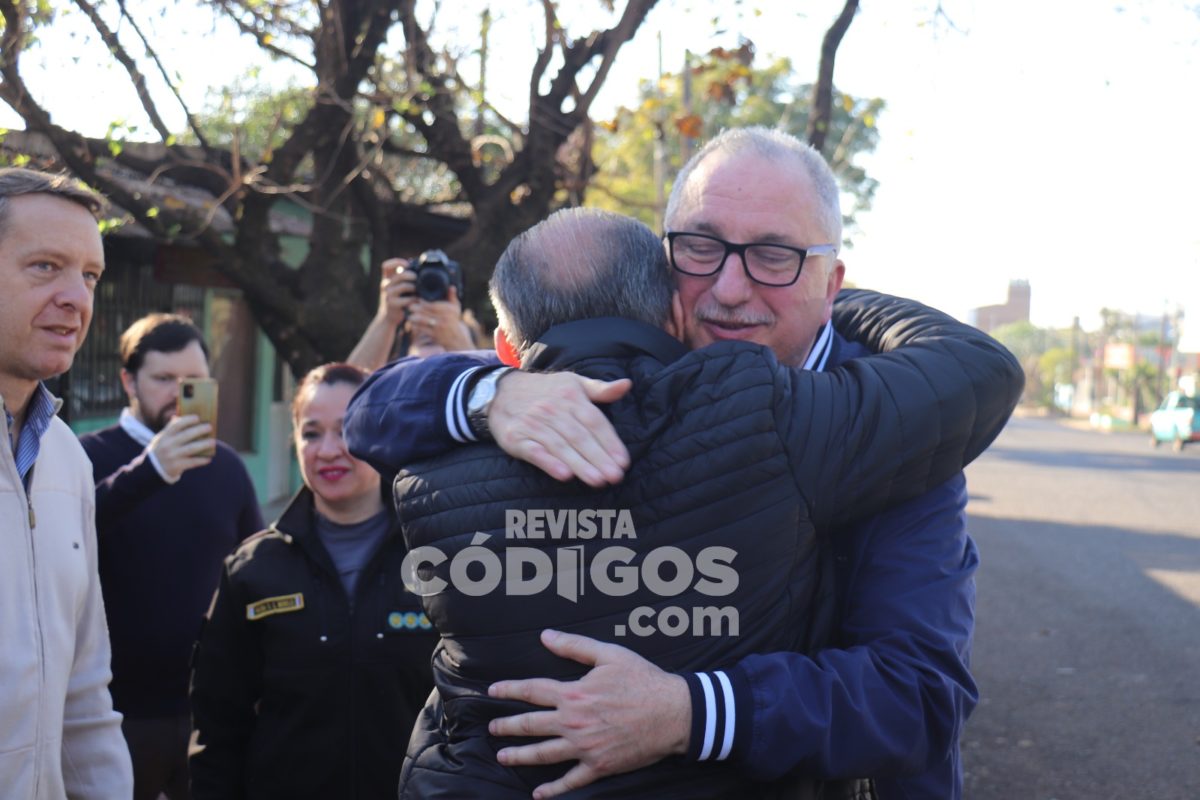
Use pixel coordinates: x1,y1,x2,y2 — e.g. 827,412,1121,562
807,0,860,154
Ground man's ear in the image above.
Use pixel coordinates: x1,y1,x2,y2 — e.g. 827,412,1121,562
119,369,137,402
823,259,846,320
664,291,685,341
494,328,521,367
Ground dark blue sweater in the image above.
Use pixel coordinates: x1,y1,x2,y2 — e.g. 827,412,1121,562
80,424,262,717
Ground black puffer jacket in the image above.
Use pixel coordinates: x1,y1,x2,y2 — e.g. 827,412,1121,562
392,290,1021,799
189,489,438,800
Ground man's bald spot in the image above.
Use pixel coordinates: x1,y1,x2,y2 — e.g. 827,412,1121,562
521,210,626,290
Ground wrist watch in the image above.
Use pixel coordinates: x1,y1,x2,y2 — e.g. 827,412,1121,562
466,367,515,439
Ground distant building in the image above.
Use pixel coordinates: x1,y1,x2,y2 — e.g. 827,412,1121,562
969,280,1031,333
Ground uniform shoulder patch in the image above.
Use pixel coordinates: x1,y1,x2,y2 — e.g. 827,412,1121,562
246,593,305,621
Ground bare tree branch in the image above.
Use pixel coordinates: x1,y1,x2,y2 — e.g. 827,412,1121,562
397,0,485,202
529,0,559,111
211,0,317,66
115,0,216,150
1,0,663,375
806,0,859,154
70,0,173,141
575,0,658,116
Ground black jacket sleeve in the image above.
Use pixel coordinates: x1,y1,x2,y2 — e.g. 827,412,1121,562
776,288,1023,530
189,559,263,800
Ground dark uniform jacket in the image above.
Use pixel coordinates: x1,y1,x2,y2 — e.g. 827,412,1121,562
189,488,438,800
381,291,1021,799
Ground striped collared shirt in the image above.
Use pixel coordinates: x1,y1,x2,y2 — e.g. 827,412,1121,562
4,382,59,489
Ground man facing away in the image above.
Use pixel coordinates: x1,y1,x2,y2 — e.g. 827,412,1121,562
78,313,262,800
342,126,985,799
0,167,133,798
347,206,1021,798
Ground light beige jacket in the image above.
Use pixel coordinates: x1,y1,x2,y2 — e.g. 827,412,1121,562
1,394,132,799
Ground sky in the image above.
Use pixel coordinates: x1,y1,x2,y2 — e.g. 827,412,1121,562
5,0,1199,342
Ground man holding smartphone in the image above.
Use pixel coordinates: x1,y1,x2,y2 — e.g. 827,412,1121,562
79,313,262,800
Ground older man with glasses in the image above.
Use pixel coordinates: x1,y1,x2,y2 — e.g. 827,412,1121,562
346,127,984,800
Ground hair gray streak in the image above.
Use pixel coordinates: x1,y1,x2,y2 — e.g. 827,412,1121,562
664,126,843,248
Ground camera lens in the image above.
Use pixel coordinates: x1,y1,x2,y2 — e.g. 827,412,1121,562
416,267,450,302
183,384,194,398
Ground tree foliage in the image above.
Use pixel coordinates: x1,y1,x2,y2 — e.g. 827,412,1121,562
0,0,661,376
0,0,868,377
588,47,883,231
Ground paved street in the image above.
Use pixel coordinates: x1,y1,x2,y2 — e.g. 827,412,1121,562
963,415,1200,799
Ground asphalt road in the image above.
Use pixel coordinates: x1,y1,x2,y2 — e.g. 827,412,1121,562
962,415,1200,799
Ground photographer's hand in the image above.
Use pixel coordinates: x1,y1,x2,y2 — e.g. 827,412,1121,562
379,259,418,327
406,286,476,354
347,259,418,371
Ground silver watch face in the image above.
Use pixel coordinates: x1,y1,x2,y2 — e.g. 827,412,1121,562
468,370,503,415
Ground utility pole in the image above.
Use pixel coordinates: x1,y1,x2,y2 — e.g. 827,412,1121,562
1160,302,1172,398
475,8,491,137
653,31,666,230
681,49,694,164
1069,315,1080,415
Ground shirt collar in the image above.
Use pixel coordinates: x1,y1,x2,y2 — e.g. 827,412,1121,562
802,322,833,373
5,383,61,486
15,383,59,440
119,407,156,447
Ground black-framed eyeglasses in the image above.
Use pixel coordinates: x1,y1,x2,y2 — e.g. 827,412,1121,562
664,231,838,287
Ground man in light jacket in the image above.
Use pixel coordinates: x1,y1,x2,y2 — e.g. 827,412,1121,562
0,167,133,798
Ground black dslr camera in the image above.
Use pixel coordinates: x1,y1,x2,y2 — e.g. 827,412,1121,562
414,249,464,302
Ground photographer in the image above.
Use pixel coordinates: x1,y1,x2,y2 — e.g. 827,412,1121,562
348,252,479,370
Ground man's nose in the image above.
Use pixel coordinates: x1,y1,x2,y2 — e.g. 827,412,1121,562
54,269,93,314
709,252,755,305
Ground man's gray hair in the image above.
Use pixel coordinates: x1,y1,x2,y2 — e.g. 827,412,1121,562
0,167,103,243
489,207,674,356
664,126,843,246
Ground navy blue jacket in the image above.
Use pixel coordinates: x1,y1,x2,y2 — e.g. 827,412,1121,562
345,290,1004,798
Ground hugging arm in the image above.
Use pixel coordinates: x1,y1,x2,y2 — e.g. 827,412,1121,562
777,288,1022,529
343,352,498,474
681,474,976,782
343,352,631,484
490,291,1010,796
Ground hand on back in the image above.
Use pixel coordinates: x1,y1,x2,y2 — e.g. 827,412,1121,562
490,372,633,487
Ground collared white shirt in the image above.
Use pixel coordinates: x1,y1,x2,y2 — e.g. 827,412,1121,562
119,408,180,484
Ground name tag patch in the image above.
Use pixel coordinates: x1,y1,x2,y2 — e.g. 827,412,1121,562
247,593,305,621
